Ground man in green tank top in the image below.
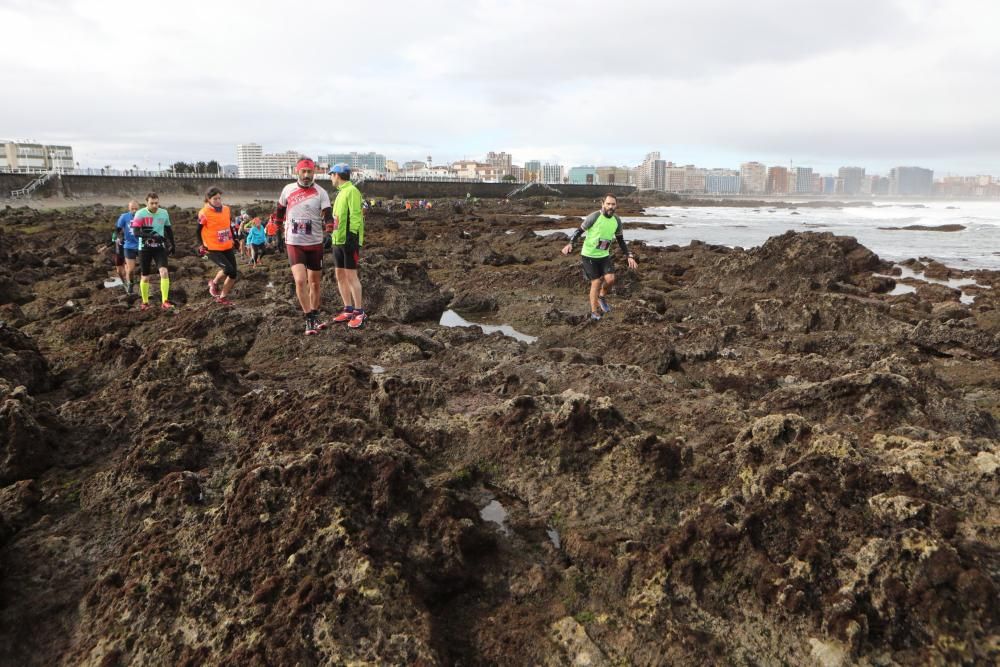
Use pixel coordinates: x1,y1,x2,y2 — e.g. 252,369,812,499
561,194,638,320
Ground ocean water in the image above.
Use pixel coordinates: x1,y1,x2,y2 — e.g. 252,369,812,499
543,201,1000,270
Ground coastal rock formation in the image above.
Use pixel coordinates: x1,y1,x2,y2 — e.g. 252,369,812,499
0,202,997,665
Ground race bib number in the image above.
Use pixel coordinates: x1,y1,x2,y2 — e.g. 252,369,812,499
216,229,231,243
291,220,313,235
596,239,612,251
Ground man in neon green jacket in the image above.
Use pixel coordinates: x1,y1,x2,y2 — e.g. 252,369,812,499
327,163,367,329
561,193,638,320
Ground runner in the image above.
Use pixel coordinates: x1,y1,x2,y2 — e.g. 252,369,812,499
131,192,176,311
265,214,278,248
246,217,267,266
197,186,238,305
275,158,333,335
327,163,367,329
112,199,139,293
560,194,638,320
237,209,250,260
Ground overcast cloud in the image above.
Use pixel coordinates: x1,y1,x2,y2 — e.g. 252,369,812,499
1,0,997,175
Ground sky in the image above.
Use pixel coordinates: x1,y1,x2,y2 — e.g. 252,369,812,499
1,0,998,176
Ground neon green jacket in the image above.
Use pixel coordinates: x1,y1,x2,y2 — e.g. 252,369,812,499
332,181,364,246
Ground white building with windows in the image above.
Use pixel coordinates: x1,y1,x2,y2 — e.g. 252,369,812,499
1,140,74,172
541,163,563,184
739,161,767,194
236,143,264,178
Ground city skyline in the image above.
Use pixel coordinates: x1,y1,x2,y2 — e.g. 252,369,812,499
1,1,998,177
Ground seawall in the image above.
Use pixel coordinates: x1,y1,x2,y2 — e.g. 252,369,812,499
1,174,635,204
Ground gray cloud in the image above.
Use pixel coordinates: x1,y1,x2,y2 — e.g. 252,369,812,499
0,0,996,174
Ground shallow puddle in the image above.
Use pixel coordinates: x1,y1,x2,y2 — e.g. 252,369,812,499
103,278,123,288
546,527,561,549
480,499,510,535
877,265,990,304
370,365,386,374
440,309,538,344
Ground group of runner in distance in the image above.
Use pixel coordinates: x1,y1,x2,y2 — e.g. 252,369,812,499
111,160,637,335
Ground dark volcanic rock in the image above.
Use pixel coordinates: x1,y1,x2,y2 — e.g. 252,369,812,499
0,204,996,666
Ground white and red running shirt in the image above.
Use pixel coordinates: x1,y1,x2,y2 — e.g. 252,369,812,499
278,183,331,247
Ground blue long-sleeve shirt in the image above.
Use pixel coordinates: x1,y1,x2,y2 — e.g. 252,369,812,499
115,211,139,250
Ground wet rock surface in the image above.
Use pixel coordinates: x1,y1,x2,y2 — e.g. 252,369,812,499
0,201,998,665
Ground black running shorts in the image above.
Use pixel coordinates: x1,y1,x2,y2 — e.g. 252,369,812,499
139,247,169,275
332,233,361,270
208,249,238,279
287,243,323,271
581,256,614,281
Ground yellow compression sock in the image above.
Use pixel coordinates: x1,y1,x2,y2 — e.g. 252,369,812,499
160,277,170,303
140,281,150,304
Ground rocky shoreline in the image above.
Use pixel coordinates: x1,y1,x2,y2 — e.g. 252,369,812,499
1,200,997,665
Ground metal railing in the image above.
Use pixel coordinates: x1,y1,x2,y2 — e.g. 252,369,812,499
10,170,56,199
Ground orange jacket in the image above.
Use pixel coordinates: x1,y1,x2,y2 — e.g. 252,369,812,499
199,205,233,251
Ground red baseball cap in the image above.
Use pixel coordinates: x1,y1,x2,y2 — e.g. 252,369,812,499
296,158,316,172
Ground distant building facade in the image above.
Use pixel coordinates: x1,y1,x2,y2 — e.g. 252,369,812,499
541,163,563,184
236,143,264,178
486,151,513,178
890,166,934,196
0,140,74,172
568,166,598,184
838,166,865,195
766,166,788,194
705,169,741,194
740,161,767,194
320,152,387,172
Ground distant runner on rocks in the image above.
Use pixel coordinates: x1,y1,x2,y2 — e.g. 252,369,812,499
113,199,140,294
275,158,333,335
561,193,638,320
197,186,237,306
327,163,367,329
131,192,176,311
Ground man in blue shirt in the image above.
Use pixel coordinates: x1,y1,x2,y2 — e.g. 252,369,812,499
114,200,140,294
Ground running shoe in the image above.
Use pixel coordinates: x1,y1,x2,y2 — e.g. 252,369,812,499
124,280,133,295
215,296,234,306
140,303,151,311
331,308,354,323
312,311,328,330
590,311,602,321
208,280,220,298
598,296,612,313
347,311,367,329
304,315,319,336
161,301,176,311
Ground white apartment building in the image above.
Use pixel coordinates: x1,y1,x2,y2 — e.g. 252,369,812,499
236,143,264,178
541,163,563,184
1,140,75,172
261,151,305,179
740,161,768,194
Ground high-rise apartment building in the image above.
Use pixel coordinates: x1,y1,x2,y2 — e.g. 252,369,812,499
788,166,814,194
261,151,306,179
486,151,513,178
524,160,542,181
766,166,789,194
541,163,563,184
705,169,741,194
637,152,666,190
739,161,767,194
838,166,865,195
890,166,933,196
236,143,264,178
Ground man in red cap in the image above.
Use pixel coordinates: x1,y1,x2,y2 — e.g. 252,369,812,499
275,158,334,335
